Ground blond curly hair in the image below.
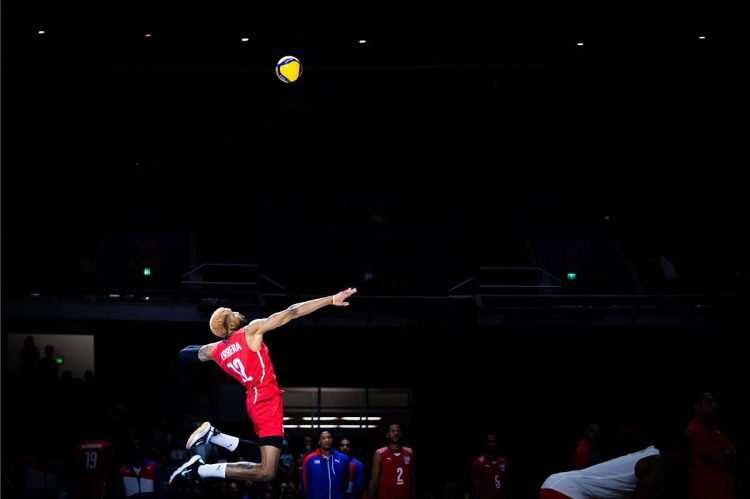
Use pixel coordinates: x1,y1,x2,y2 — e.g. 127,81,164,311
209,307,244,338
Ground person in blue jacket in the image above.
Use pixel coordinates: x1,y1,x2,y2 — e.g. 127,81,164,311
339,437,366,499
302,431,350,499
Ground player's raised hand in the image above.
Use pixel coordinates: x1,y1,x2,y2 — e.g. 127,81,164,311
332,287,357,306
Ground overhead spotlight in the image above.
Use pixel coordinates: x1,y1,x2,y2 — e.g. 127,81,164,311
37,30,46,35
144,32,153,38
576,41,585,46
241,37,250,42
698,35,707,40
358,39,367,44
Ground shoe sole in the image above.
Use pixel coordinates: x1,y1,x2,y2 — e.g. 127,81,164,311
185,421,212,449
169,454,202,486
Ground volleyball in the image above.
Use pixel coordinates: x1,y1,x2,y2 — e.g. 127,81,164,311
275,56,302,83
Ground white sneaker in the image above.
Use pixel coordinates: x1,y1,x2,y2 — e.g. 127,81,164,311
185,421,220,450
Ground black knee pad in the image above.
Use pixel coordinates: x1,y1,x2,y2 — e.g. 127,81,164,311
258,436,284,449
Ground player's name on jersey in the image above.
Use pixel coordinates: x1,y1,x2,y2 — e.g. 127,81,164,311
220,342,243,361
80,443,106,449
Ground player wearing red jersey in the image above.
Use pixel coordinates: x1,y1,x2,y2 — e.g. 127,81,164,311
71,439,114,499
470,433,510,499
170,287,357,487
686,391,737,499
368,424,415,499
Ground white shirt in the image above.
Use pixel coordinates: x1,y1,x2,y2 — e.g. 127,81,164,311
541,446,660,499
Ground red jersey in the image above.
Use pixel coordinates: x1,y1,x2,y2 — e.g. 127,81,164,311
470,455,509,499
72,440,113,499
686,417,736,499
572,439,600,469
212,330,281,404
376,446,413,499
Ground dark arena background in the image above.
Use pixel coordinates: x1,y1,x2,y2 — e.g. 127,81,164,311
2,0,748,497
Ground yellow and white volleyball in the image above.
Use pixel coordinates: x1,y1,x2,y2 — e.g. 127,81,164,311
275,56,302,83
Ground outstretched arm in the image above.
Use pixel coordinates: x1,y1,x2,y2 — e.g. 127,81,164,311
245,288,357,338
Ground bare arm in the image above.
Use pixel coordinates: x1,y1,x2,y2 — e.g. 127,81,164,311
244,288,356,350
368,450,381,499
179,343,218,363
198,342,219,362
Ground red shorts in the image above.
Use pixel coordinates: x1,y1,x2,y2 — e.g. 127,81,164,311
247,393,284,438
539,490,572,499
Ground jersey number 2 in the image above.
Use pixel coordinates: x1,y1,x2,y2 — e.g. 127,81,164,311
396,467,404,485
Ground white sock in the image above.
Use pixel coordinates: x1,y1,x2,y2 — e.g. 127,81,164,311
198,462,227,479
209,433,240,452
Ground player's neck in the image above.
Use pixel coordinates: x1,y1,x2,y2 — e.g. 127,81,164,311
389,442,402,452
